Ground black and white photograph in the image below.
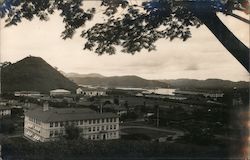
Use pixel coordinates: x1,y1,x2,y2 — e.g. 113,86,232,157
0,0,249,159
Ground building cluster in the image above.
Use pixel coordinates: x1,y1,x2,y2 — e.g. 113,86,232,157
10,85,227,143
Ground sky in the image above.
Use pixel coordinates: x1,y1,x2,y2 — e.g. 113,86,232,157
0,1,249,81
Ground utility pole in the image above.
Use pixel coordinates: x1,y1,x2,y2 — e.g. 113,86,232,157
155,104,159,128
157,106,159,127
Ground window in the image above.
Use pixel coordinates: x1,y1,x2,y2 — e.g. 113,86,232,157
114,125,116,130
102,126,104,130
60,122,63,127
93,120,96,124
88,136,91,140
106,126,109,130
50,131,53,137
93,135,96,140
114,132,116,136
110,118,113,122
102,119,104,123
85,120,88,123
97,126,99,131
80,120,83,125
50,122,53,128
110,125,112,130
93,127,96,132
97,119,100,124
88,127,91,132
55,122,58,127
114,118,117,122
89,120,92,125
106,118,109,123
97,135,99,139
55,130,58,136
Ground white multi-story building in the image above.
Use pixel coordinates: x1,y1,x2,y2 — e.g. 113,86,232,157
24,104,119,142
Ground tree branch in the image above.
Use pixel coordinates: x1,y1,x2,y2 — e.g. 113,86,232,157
196,12,250,72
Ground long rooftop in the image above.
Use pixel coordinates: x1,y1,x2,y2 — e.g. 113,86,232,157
25,107,118,123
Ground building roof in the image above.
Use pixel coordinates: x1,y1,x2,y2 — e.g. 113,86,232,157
50,89,71,93
25,107,118,123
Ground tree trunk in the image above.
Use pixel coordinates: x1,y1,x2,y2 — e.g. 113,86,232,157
196,12,250,72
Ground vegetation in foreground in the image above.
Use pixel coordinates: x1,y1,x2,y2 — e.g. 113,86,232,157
1,136,243,160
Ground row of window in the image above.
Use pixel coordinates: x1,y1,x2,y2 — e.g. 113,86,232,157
0,110,11,116
49,118,118,128
88,132,117,140
50,130,64,137
28,117,41,125
49,127,118,138
81,91,106,95
88,125,117,132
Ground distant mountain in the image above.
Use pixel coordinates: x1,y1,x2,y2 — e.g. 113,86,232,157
69,75,168,88
161,79,249,89
2,56,78,94
66,73,105,78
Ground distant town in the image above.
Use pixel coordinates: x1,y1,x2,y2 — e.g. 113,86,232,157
0,56,249,159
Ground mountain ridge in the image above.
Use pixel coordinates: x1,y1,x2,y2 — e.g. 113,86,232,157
69,75,169,88
67,74,249,89
160,78,249,89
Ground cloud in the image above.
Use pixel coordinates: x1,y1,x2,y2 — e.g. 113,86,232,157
185,64,199,71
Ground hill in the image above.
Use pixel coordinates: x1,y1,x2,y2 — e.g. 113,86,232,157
161,79,249,89
69,75,168,88
1,56,78,93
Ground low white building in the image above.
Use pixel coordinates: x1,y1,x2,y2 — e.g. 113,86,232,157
76,87,106,97
50,89,71,96
0,106,11,117
24,104,119,142
14,91,41,97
